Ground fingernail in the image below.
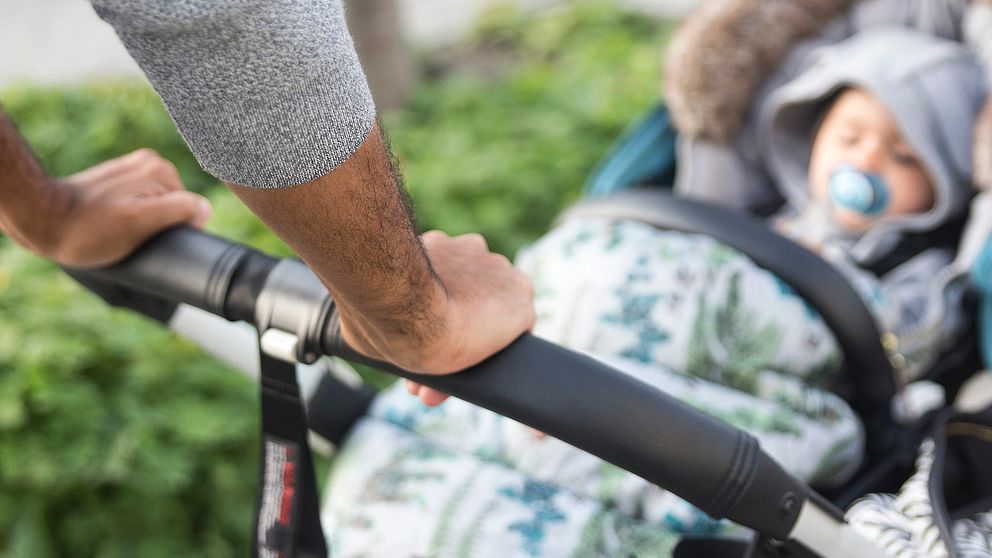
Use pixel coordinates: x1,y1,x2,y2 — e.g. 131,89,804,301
194,197,212,228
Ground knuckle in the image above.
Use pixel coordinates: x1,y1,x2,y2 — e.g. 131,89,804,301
463,232,487,246
141,149,166,169
521,276,535,297
141,154,170,172
501,256,515,269
422,230,447,245
119,201,145,221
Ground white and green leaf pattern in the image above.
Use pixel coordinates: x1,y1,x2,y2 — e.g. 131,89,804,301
322,217,868,556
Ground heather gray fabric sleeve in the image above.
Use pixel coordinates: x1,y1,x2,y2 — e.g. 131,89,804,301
90,0,376,188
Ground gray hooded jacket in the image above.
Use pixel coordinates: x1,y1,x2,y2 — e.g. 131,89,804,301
678,27,988,376
761,26,987,263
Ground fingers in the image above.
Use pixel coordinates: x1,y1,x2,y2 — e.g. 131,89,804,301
422,230,488,251
46,150,207,268
411,229,536,373
421,229,447,243
113,149,185,193
458,232,488,251
134,150,184,192
354,228,533,375
404,379,450,407
406,379,421,395
418,386,450,407
71,148,185,194
65,149,155,184
129,190,212,237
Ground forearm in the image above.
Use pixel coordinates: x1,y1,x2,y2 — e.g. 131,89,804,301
93,0,535,376
0,110,62,254
229,124,447,360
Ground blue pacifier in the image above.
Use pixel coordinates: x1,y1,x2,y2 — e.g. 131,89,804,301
827,164,890,216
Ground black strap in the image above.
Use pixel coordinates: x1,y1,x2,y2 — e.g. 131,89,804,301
254,348,328,558
673,536,750,558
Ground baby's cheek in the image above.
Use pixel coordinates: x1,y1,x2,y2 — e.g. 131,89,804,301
886,169,935,215
807,151,834,202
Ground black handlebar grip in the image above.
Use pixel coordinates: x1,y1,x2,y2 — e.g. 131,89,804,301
64,269,179,323
320,305,812,540
72,225,821,541
71,227,278,323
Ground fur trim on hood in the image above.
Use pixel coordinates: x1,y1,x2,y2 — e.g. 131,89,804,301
664,0,992,190
663,0,856,142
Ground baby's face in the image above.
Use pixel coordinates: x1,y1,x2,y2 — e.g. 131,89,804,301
808,88,935,231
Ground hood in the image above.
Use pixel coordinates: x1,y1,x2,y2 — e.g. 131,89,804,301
759,26,987,263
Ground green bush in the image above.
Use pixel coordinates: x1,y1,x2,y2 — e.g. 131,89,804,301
0,84,216,195
392,2,672,255
0,3,673,555
0,247,258,557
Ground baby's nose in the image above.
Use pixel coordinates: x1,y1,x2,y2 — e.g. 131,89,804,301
851,139,885,171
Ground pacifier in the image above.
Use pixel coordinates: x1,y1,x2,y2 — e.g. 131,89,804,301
827,164,890,216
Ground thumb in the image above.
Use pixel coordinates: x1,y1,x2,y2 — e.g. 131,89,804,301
418,386,450,407
131,191,212,236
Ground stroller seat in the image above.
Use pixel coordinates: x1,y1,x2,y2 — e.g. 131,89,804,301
66,132,992,555
291,101,992,557
309,101,981,488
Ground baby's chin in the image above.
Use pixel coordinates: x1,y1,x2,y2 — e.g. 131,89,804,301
827,206,874,233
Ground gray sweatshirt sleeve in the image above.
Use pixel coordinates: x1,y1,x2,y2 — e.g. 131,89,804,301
90,0,376,188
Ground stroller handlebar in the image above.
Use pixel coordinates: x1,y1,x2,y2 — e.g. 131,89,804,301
68,225,822,541
69,227,278,324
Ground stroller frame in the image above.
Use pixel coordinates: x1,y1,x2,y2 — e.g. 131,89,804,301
69,216,891,558
63,103,987,558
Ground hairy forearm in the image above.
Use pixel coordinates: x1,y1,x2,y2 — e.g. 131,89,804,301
0,110,61,253
229,123,446,352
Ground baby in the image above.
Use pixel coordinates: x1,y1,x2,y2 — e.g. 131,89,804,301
690,25,989,379
318,28,988,557
784,87,941,247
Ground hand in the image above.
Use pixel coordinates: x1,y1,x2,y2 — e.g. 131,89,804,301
29,149,211,267
341,231,535,406
226,125,533,404
419,230,536,371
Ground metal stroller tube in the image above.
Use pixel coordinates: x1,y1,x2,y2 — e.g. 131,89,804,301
67,225,857,549
69,228,277,323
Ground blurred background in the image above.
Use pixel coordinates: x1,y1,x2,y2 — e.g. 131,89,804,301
0,0,693,555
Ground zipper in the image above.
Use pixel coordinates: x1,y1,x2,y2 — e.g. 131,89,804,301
945,421,992,443
883,264,967,380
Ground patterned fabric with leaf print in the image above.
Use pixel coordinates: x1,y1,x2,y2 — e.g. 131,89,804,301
321,217,866,556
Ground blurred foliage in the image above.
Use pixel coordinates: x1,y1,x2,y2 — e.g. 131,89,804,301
393,2,672,255
0,84,217,195
0,247,258,557
0,2,673,555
